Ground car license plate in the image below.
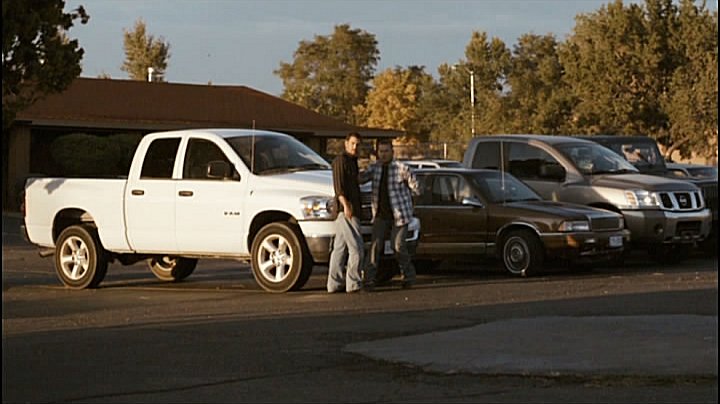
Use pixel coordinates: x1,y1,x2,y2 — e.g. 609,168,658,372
609,235,623,248
384,241,394,255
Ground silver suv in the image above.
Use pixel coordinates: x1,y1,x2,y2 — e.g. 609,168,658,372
463,135,712,261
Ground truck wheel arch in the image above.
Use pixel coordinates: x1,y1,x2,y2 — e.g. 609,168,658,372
53,208,96,243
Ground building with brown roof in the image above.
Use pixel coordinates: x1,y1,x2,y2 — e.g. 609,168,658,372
3,77,400,210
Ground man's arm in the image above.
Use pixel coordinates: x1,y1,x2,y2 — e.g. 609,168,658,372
399,162,421,196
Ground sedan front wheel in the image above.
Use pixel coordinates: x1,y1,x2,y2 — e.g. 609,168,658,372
500,229,544,277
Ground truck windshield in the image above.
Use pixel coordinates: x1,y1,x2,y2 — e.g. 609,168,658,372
226,134,331,175
556,143,639,176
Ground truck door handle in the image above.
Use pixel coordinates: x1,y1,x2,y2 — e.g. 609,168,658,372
178,190,194,197
131,189,144,196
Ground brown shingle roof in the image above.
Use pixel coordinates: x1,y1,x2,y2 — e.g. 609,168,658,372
16,77,399,137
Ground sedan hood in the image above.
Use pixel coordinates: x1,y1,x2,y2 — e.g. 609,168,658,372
506,200,618,220
590,173,698,192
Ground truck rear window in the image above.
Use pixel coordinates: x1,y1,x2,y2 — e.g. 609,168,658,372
141,138,181,179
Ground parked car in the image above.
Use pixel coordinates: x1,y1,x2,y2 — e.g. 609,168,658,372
580,135,717,245
463,135,711,262
666,163,718,180
378,168,629,280
400,159,464,169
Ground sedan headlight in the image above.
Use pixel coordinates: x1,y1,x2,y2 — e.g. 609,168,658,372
300,196,334,219
623,190,660,209
558,220,590,232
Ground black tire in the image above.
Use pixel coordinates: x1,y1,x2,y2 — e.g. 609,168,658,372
500,229,544,277
250,222,313,293
54,225,108,289
148,256,198,282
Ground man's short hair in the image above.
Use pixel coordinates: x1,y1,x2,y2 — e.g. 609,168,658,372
346,132,361,141
376,138,394,151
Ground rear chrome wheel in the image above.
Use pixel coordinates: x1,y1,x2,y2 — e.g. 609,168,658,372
148,256,198,281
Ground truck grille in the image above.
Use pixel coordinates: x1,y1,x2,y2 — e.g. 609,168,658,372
591,217,622,231
657,191,705,211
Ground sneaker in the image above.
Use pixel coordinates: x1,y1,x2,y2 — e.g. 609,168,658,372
401,280,415,289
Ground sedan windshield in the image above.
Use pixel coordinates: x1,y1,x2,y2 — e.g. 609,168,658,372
556,143,638,175
226,134,330,174
468,171,542,203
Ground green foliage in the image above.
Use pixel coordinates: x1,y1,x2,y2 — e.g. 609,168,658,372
50,133,142,177
505,34,572,134
275,24,379,124
354,66,434,140
2,0,89,131
121,18,170,81
558,0,717,158
660,0,718,159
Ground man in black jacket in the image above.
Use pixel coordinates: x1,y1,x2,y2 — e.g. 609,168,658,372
326,133,365,293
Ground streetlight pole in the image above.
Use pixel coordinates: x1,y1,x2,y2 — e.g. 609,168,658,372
452,65,475,137
469,69,475,137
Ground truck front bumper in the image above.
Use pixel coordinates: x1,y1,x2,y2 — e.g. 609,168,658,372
621,208,712,245
298,220,335,264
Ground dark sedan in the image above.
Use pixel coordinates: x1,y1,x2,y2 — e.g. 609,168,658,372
404,168,630,277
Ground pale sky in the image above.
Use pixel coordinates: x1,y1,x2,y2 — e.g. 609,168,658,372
64,0,716,96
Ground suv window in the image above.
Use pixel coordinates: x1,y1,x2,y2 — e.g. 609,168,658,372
141,138,180,179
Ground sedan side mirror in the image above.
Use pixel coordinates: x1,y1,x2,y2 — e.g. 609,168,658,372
462,197,484,208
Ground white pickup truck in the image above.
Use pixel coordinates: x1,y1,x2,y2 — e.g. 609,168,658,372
23,129,353,293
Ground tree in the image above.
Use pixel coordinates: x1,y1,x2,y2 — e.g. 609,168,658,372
354,66,433,135
661,0,718,159
504,33,572,134
427,31,511,159
2,0,89,130
275,24,379,124
559,0,717,158
559,0,660,135
121,18,170,81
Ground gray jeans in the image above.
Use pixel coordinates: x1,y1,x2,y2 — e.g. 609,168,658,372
326,212,364,292
365,217,415,284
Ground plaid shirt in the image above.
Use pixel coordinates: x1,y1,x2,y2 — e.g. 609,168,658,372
361,160,420,226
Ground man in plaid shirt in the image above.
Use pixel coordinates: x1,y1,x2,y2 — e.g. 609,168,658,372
361,139,420,289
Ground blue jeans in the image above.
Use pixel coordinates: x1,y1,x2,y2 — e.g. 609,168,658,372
365,217,415,284
327,212,364,292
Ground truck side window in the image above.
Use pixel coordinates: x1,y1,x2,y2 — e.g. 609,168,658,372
470,142,501,169
140,138,180,179
183,139,236,180
508,143,562,181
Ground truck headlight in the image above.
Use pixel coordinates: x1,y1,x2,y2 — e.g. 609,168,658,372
300,196,333,219
559,220,590,232
623,190,660,209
